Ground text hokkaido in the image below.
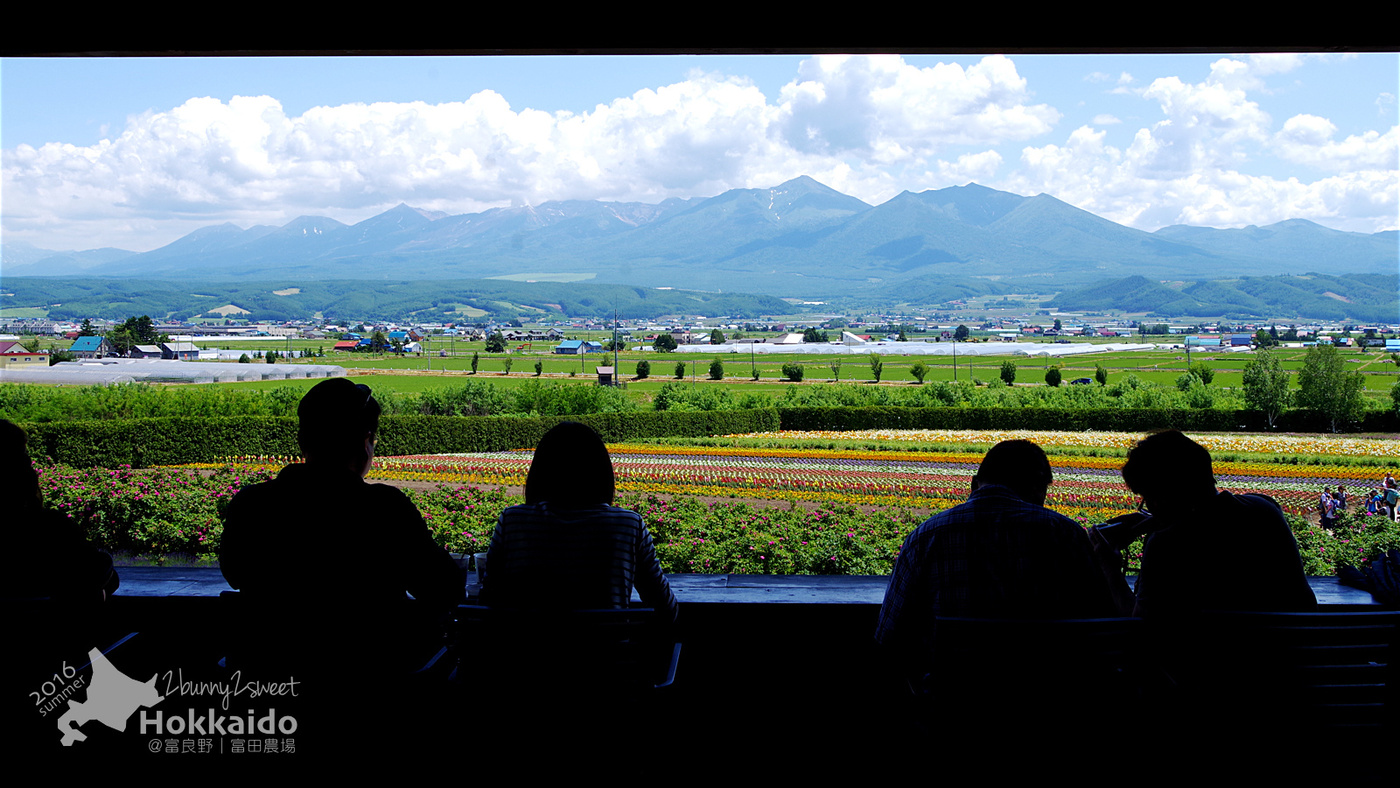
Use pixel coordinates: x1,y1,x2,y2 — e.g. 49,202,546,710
140,708,297,735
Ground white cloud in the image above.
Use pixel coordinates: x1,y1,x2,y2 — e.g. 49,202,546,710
775,54,1059,160
1006,119,1398,234
1245,53,1307,76
935,150,1004,183
3,54,1395,250
4,55,1069,250
1274,116,1399,172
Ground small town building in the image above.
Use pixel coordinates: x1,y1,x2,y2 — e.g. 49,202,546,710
0,341,49,368
160,342,200,361
69,336,114,359
554,340,603,354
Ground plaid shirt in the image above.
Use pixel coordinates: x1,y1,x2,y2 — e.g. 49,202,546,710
480,502,678,623
876,484,1116,663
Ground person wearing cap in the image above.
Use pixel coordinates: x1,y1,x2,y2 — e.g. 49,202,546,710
220,378,463,638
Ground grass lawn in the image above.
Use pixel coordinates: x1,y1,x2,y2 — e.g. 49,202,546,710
191,341,1399,405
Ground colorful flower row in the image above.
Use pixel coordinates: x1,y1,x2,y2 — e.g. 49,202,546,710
730,429,1400,459
365,445,1389,518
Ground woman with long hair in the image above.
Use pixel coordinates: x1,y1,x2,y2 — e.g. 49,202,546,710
480,422,677,621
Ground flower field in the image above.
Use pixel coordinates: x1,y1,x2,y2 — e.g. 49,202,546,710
54,429,1397,576
367,436,1394,520
362,430,1400,575
729,429,1400,459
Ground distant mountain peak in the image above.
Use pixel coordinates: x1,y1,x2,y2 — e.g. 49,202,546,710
59,175,1395,286
771,174,831,192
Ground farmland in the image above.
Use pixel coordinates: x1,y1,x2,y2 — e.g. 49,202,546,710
126,428,1399,577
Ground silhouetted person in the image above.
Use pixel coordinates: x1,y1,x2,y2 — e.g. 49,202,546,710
220,378,462,713
0,419,118,605
2,419,119,746
1114,430,1315,618
877,439,1117,678
481,421,677,621
477,422,677,737
1103,430,1318,740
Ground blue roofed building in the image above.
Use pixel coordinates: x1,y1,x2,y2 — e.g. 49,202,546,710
554,340,603,354
69,335,113,358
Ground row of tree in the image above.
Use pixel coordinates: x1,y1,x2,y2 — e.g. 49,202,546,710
1243,345,1370,432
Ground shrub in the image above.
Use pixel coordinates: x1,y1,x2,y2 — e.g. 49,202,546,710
636,360,651,379
909,361,929,384
751,367,760,381
1045,366,1062,387
782,363,804,382
534,360,543,376
868,353,883,383
675,361,686,379
238,354,251,364
709,358,724,380
1297,344,1366,433
1000,361,1016,385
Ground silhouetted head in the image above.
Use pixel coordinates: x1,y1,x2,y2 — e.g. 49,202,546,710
1121,430,1216,513
972,439,1054,506
297,378,381,474
525,422,615,508
0,419,41,508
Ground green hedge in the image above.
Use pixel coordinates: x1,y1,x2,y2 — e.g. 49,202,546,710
21,409,782,468
776,406,1399,434
21,404,1392,468
23,417,301,468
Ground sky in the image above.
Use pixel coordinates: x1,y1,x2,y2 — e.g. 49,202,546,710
2,52,1397,253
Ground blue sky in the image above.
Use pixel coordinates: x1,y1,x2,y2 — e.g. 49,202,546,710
3,53,1396,252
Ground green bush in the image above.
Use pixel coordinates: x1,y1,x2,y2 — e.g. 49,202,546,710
868,353,883,383
20,409,782,468
636,360,651,379
781,363,804,382
775,406,1248,433
709,358,724,380
40,464,274,560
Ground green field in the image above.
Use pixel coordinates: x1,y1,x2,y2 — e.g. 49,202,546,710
19,329,1396,403
196,340,1399,406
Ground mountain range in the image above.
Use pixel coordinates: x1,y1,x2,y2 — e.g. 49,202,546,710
6,177,1397,302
